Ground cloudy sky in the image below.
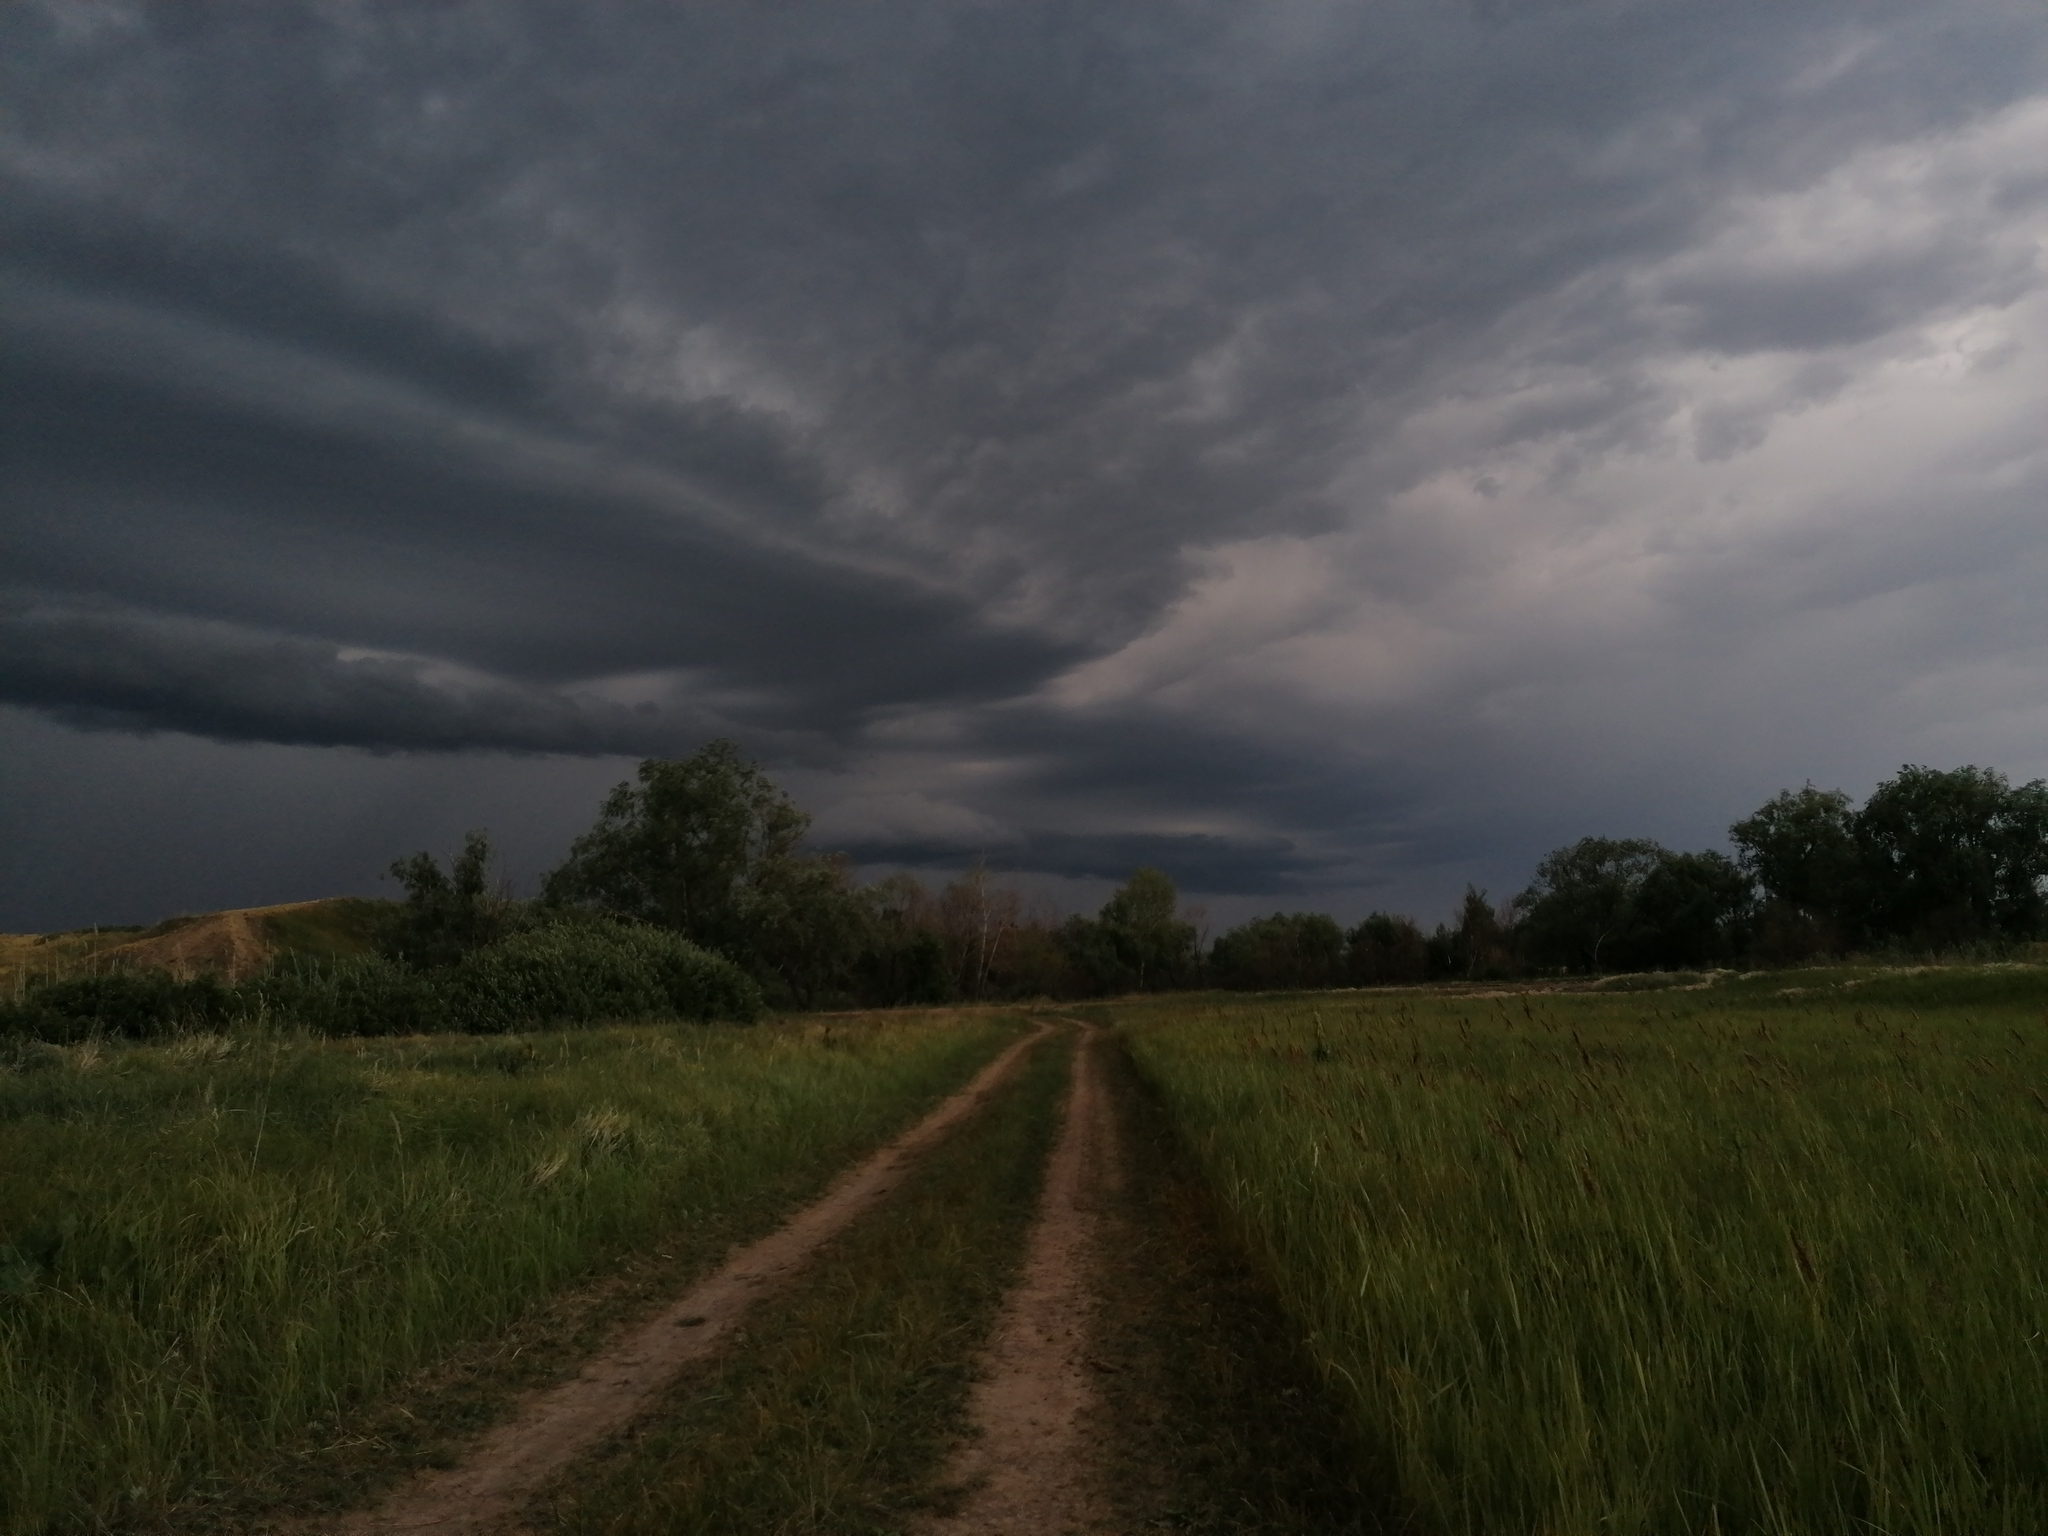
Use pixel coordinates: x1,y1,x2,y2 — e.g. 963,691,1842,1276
5,0,2047,933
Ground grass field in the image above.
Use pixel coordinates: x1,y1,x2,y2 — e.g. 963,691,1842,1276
0,1010,1017,1534
1113,966,2048,1535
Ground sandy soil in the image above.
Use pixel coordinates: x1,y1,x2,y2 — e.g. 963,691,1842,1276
918,1023,1118,1536
97,907,282,981
323,1021,1053,1536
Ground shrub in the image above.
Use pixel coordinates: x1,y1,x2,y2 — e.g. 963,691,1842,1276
435,922,762,1031
0,970,234,1042
2,921,761,1045
240,955,434,1037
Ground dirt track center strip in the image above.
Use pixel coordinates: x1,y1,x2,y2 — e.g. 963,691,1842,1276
531,1025,1077,1534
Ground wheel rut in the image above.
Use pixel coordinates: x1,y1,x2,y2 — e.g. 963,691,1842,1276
917,1022,1118,1535
325,1021,1054,1536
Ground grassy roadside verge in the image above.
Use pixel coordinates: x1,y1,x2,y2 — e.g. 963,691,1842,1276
531,1028,1072,1535
0,1011,1018,1535
1086,1034,1408,1534
1114,974,2048,1534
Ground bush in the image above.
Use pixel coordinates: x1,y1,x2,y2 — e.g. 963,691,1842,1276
241,954,434,1037
0,971,234,1042
2,921,761,1045
434,922,762,1031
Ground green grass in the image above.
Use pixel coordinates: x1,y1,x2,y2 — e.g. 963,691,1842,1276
1088,1036,1407,1533
532,1028,1070,1535
255,899,388,961
1110,966,2048,1535
0,1010,1018,1535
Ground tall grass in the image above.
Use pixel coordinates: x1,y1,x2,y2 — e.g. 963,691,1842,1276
0,1012,1015,1534
1116,969,2048,1534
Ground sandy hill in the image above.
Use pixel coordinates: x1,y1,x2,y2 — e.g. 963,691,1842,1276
1,898,386,989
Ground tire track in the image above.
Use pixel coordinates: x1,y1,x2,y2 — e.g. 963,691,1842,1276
918,1022,1117,1535
329,1021,1054,1536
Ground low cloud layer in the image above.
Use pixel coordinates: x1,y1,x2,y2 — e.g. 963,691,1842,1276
5,0,2047,929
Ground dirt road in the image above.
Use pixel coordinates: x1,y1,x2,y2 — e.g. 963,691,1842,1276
919,1023,1117,1535
330,1022,1053,1536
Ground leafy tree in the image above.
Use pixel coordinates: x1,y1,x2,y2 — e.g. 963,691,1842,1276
1516,837,1665,974
1207,912,1346,991
853,873,952,1007
1054,913,1122,994
1442,886,1516,979
1348,912,1428,984
1060,868,1197,993
1630,850,1752,967
1100,867,1198,990
544,743,808,951
382,830,509,967
543,741,865,1002
745,851,871,1009
1854,765,2048,948
1729,785,1857,957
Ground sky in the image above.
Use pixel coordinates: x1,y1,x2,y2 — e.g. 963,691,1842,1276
5,0,2047,934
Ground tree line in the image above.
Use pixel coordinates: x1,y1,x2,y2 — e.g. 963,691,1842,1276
394,745,2048,1007
1201,765,2048,989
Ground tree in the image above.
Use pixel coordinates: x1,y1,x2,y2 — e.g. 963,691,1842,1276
543,741,861,1001
1854,765,2048,948
853,874,952,1007
1100,867,1198,990
382,830,509,967
1729,785,1857,957
1348,912,1428,984
543,741,808,953
1443,886,1516,979
1207,912,1346,991
937,864,1023,1000
1516,837,1665,974
745,851,870,1008
1061,868,1198,993
1629,850,1751,968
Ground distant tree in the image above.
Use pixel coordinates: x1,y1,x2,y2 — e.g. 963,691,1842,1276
1207,912,1346,991
1061,868,1198,993
1347,912,1428,985
1729,784,1857,958
1443,886,1517,980
1629,850,1752,968
937,863,1023,1000
853,873,952,1007
1101,867,1198,990
1516,837,1666,974
998,916,1074,999
382,830,509,967
543,742,808,951
745,851,870,1008
1853,765,2048,948
543,740,863,1002
1055,913,1122,994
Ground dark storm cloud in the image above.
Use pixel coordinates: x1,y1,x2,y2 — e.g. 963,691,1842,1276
841,829,1328,896
1,271,1078,725
0,595,684,754
4,0,2047,925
